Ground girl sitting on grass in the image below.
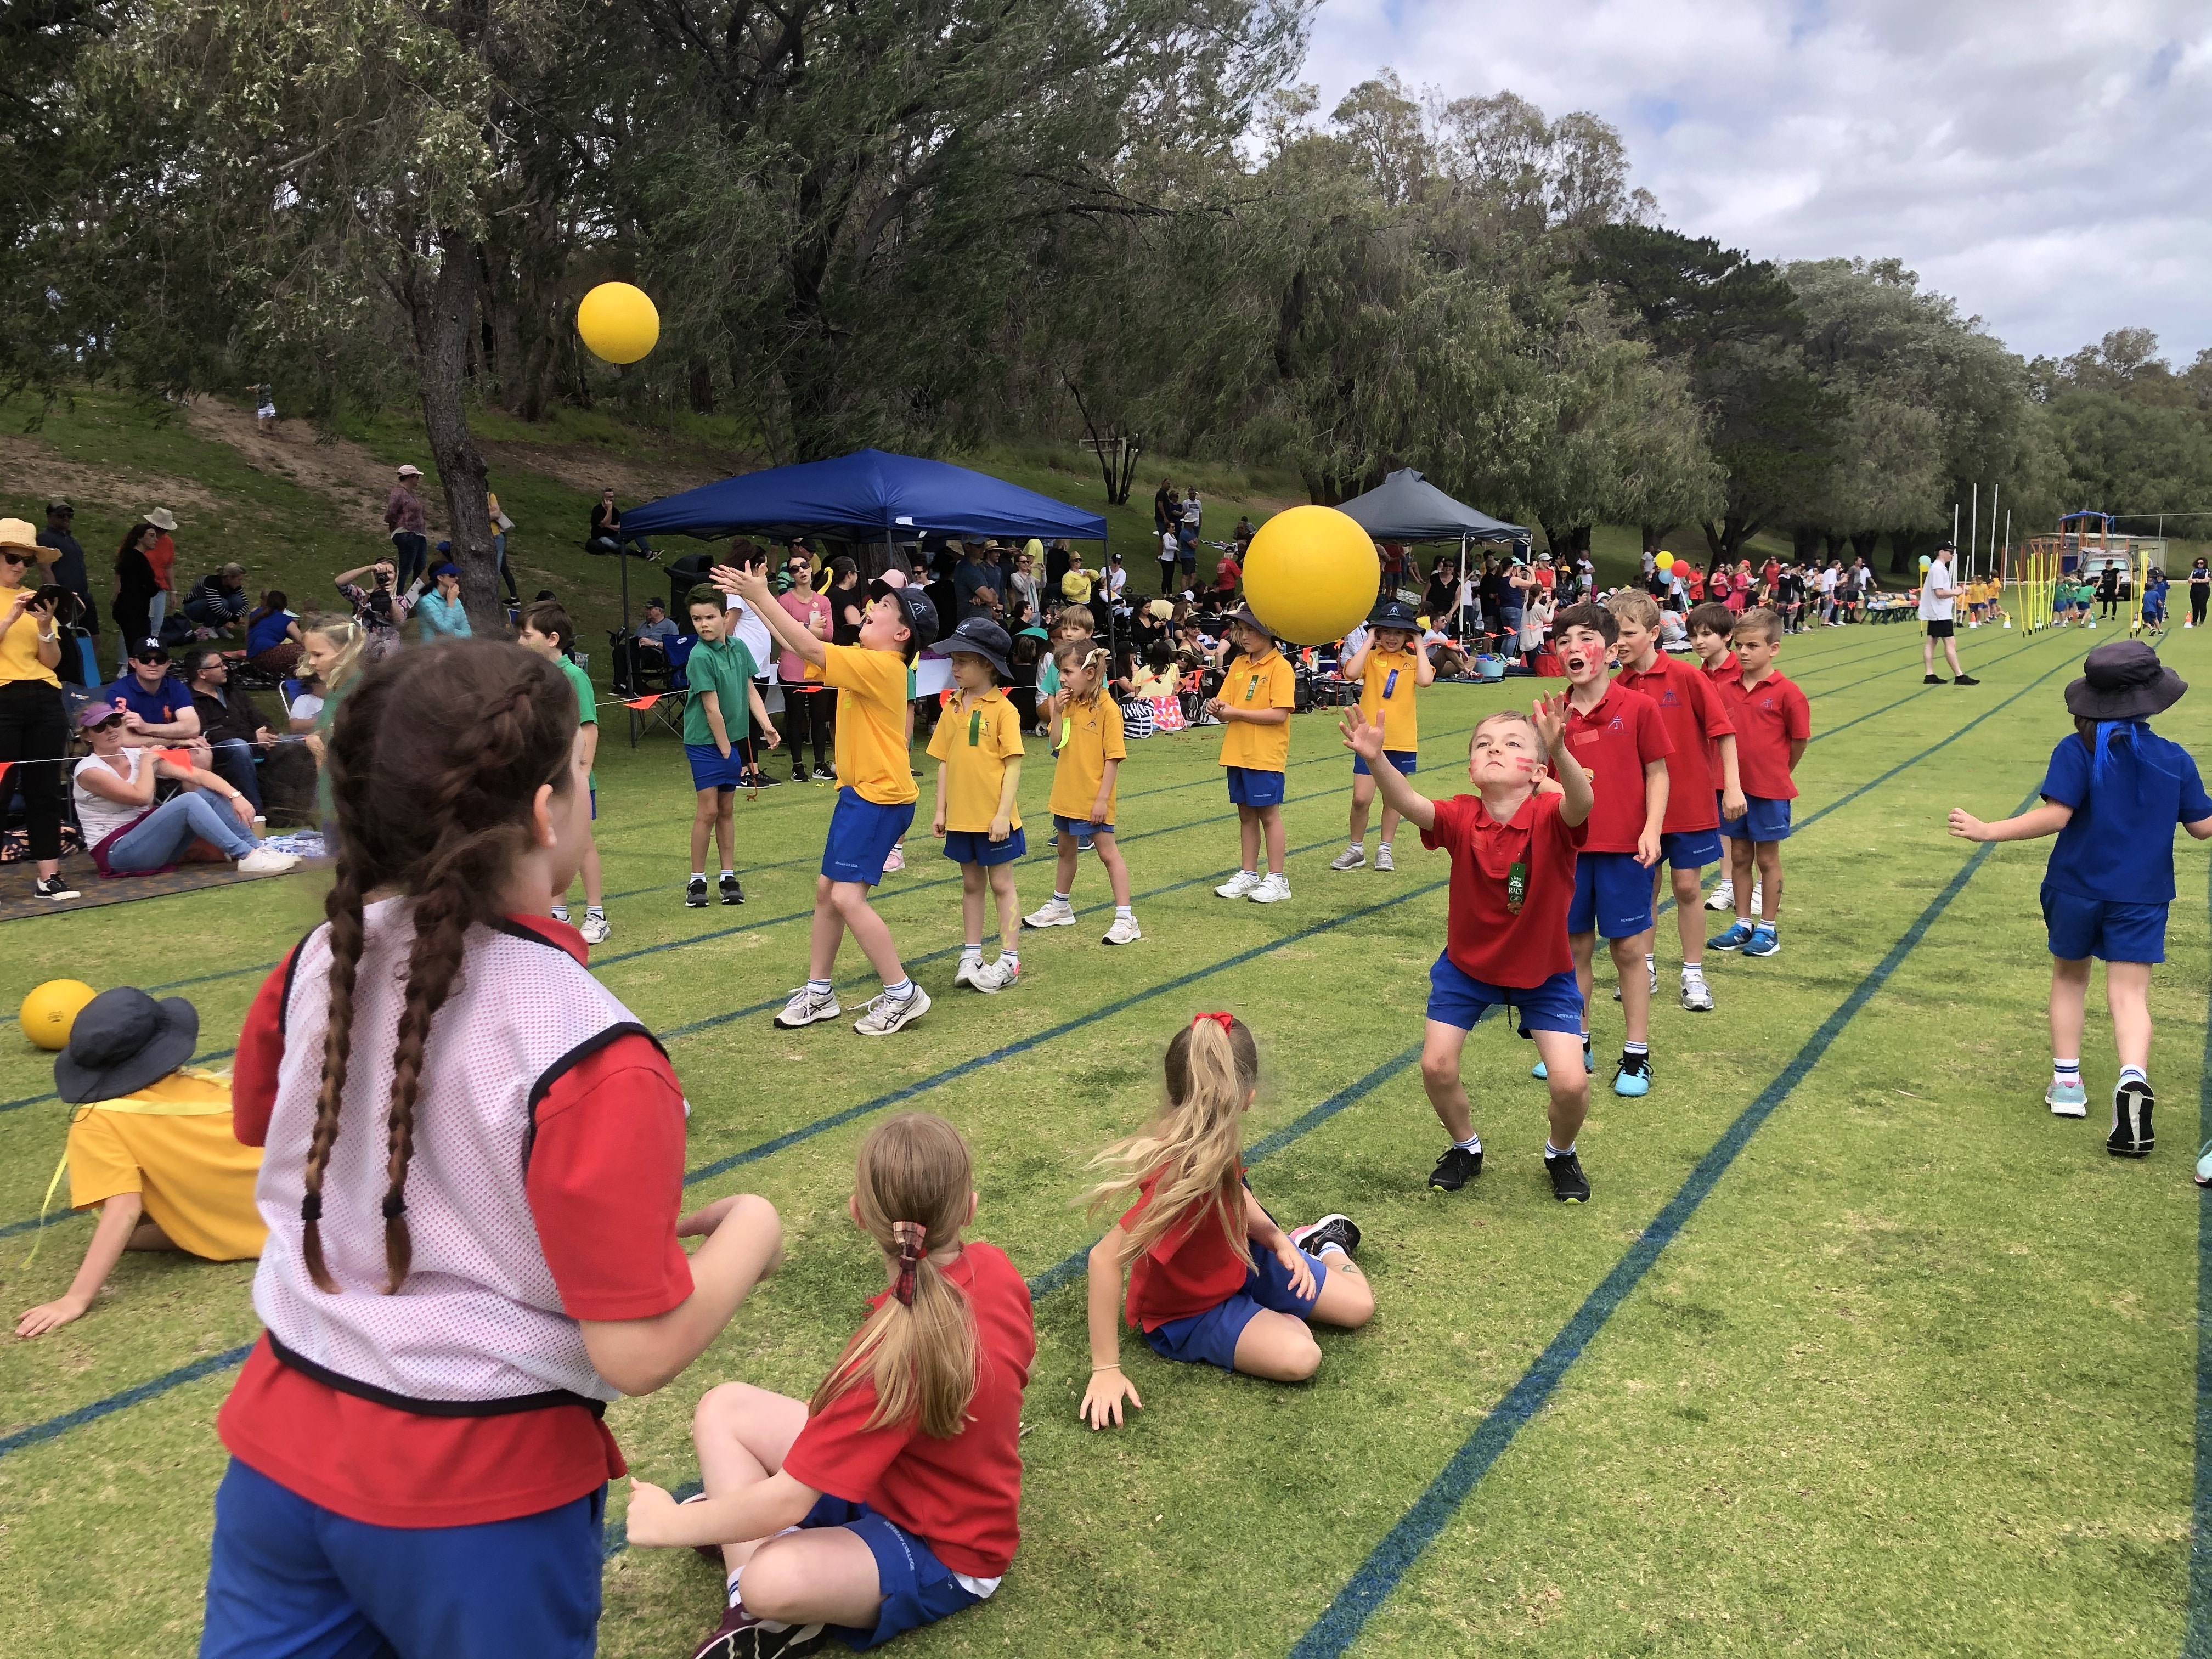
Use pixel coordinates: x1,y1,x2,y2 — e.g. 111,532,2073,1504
1079,1013,1374,1430
627,1113,1036,1659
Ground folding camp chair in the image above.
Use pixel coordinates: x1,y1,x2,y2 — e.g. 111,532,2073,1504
623,633,696,746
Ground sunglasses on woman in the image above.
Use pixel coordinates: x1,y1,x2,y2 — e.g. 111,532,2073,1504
1,550,33,566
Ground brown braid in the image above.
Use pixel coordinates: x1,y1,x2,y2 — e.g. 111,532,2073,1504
303,638,581,1295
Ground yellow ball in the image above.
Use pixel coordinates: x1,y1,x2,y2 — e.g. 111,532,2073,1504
577,283,660,365
1242,506,1381,645
19,979,95,1052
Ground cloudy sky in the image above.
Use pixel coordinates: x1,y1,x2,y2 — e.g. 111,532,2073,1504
1300,0,2210,365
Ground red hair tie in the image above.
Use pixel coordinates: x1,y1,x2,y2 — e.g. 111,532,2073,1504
890,1220,927,1306
1193,1012,1234,1034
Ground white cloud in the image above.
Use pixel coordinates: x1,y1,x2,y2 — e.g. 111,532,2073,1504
1300,0,2212,362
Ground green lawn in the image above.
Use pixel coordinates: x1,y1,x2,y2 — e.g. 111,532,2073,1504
2,614,2205,1657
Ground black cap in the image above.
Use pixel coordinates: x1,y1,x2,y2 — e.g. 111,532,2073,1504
889,585,938,647
1368,600,1420,631
941,617,1013,680
131,637,168,661
55,988,200,1104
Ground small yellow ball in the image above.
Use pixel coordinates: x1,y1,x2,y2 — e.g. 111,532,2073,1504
19,979,96,1052
577,283,661,366
1242,506,1382,646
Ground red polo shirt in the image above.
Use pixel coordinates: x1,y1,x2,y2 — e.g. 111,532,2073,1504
1697,651,1740,786
1714,669,1810,799
1613,654,1733,833
1421,790,1587,987
1561,681,1672,853
1120,1170,1250,1330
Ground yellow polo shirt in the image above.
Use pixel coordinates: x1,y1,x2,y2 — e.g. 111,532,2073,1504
1218,648,1295,772
1049,692,1127,823
1359,648,1420,749
823,643,918,806
927,689,1024,833
65,1068,266,1261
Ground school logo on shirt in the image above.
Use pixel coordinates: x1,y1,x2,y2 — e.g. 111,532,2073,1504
1759,696,1777,711
1607,715,1625,732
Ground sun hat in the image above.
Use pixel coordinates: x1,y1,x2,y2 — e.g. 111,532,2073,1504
0,517,41,551
1368,599,1420,631
888,584,938,647
77,702,125,730
55,988,201,1104
941,617,1014,680
146,508,178,531
2064,640,2186,721
1223,603,1273,637
396,464,422,478
1146,599,1175,622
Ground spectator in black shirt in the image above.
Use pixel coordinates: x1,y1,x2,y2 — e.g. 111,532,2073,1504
185,647,275,812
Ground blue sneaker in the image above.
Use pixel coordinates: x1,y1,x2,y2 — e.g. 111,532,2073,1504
1743,924,1780,957
2045,1078,2087,1118
1532,1042,1592,1082
1708,921,1754,952
1613,1053,1651,1097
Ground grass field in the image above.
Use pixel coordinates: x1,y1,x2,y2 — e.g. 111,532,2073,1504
3,614,2207,1657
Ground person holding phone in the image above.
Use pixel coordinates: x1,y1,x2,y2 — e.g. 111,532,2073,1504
0,518,78,899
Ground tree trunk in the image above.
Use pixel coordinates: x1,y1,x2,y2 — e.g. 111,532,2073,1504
406,229,499,631
1640,522,1675,554
689,356,716,414
1701,514,1760,562
1887,528,1927,576
1850,529,1881,564
1790,526,1821,562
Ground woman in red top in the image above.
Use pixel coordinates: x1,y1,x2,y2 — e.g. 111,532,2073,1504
201,640,783,1659
629,1113,1034,1659
1079,1015,1374,1429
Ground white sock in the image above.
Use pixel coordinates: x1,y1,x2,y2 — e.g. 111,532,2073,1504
1453,1133,1482,1153
2119,1065,2148,1088
1682,962,1705,980
807,978,833,996
585,905,605,919
885,977,915,1001
550,902,567,919
2052,1058,2080,1084
960,944,983,962
1378,840,1391,852
1053,890,1070,905
1115,905,1133,920
691,871,706,883
1623,1041,1649,1057
1545,1141,1575,1158
720,868,735,880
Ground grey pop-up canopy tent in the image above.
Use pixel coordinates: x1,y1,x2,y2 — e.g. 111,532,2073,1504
1333,469,1528,546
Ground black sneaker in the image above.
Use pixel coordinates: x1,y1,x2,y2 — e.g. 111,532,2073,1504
1427,1144,1483,1190
36,873,80,901
1953,674,1979,686
811,765,837,782
1290,1214,1361,1257
2108,1078,2154,1158
755,1626,827,1659
1922,673,1943,685
685,876,709,908
1545,1149,1591,1203
720,873,744,906
749,770,781,788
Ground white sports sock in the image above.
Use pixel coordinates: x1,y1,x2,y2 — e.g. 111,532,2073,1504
1053,890,1071,904
690,871,706,883
2119,1065,2148,1087
1453,1134,1482,1153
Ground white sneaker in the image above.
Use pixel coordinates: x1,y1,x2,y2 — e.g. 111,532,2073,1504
774,985,843,1028
1328,847,1367,872
974,958,1020,994
1023,898,1077,928
1248,872,1292,904
1705,879,1735,912
1646,959,1658,995
578,913,611,945
1374,845,1394,872
237,848,301,875
1102,913,1143,946
854,985,930,1035
1215,870,1262,898
953,955,985,989
1680,975,1713,1012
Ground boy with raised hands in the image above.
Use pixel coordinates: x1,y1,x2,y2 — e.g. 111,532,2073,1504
1342,697,1597,1203
1543,603,1671,1098
1609,591,1743,1012
1708,607,1811,961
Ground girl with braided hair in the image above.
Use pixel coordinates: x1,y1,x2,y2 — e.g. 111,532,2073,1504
200,637,783,1659
627,1113,1034,1659
1079,1013,1373,1429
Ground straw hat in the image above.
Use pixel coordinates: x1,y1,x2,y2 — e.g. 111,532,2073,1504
145,508,178,531
0,517,40,551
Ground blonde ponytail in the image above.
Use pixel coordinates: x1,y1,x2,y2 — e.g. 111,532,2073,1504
1086,1013,1259,1265
812,1114,978,1441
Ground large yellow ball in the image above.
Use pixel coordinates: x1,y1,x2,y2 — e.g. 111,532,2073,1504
577,283,660,365
19,979,96,1052
1242,506,1381,645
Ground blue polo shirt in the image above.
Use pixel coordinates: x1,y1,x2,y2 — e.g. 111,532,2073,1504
104,672,192,729
2039,726,2212,905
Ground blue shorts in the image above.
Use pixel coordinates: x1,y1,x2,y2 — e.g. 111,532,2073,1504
797,1494,985,1651
1718,793,1792,842
943,826,1026,866
1426,953,1583,1035
1569,850,1656,939
2042,883,2167,964
1052,814,1114,838
1142,1240,1327,1372
686,742,746,793
1226,766,1286,807
1660,826,1722,870
822,789,916,886
1352,749,1418,777
200,1458,603,1659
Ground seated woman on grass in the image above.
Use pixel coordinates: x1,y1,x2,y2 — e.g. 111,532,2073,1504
70,702,300,877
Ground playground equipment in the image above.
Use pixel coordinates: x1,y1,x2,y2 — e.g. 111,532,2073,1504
2013,511,2162,635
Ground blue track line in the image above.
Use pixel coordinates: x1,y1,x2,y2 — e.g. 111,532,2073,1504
0,1341,255,1460
1284,795,2032,1659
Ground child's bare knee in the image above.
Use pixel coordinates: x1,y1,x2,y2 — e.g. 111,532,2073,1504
693,1381,749,1434
737,1540,807,1618
1421,1049,1460,1091
1282,1330,1323,1380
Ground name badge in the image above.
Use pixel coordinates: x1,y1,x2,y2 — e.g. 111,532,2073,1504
1505,860,1528,914
1383,669,1400,699
968,709,981,747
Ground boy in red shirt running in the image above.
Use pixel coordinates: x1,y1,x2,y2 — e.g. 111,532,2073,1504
1548,603,1671,1097
1342,696,1598,1203
1708,607,1811,959
1608,592,1745,1012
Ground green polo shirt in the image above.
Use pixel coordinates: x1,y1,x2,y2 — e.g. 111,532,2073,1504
683,635,757,749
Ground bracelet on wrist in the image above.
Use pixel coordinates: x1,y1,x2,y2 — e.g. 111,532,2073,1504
1091,1363,1122,1373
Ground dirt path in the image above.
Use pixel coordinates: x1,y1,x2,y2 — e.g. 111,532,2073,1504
0,432,220,517
182,398,394,537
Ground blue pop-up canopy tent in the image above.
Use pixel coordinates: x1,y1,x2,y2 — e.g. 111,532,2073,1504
621,448,1108,544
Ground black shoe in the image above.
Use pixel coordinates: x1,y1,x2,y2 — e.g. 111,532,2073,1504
685,876,709,908
811,765,837,782
2108,1079,2154,1157
1428,1144,1483,1190
1545,1149,1591,1203
1953,674,1979,686
749,770,781,787
36,873,80,901
1922,673,1943,684
1291,1214,1362,1257
753,1625,826,1659
720,873,744,906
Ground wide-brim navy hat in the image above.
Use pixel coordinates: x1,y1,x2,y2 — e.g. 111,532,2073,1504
1223,603,1272,637
55,988,199,1104
1368,600,1420,631
2065,640,2186,721
942,616,1013,680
